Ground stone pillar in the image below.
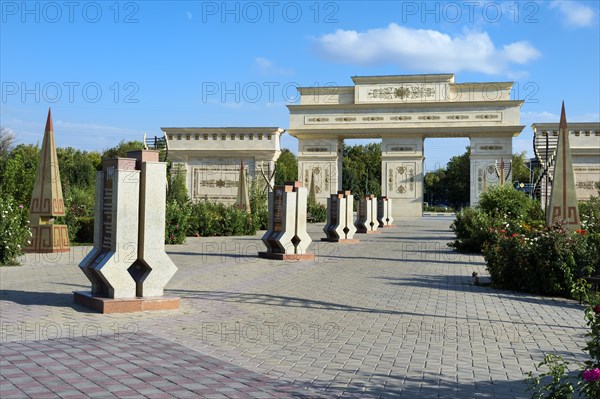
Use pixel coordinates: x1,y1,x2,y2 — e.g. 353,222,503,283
322,191,358,242
377,197,394,227
259,182,314,260
469,136,513,205
297,139,342,205
75,150,179,313
355,195,379,234
381,137,424,218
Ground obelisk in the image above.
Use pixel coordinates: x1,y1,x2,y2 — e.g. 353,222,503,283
25,108,70,253
546,102,580,230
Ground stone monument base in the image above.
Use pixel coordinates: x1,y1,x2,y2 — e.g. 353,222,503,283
73,291,180,314
258,252,315,261
357,230,381,234
321,238,360,243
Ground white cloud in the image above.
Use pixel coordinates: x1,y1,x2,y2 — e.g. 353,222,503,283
253,57,293,76
550,1,595,27
521,111,559,125
313,23,541,75
186,11,193,20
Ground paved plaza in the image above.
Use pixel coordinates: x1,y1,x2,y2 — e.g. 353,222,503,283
0,217,588,398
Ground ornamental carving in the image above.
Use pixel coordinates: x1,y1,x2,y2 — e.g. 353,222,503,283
335,116,356,122
397,185,406,194
390,116,412,121
307,117,329,122
305,147,329,153
390,146,414,152
367,86,435,100
362,116,384,121
446,115,469,120
418,115,441,121
475,114,499,119
480,145,503,151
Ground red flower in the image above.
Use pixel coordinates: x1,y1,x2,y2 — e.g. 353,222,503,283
511,233,518,237
593,305,600,313
576,229,588,236
500,229,505,233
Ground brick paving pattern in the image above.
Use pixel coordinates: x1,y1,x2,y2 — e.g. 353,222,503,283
0,218,588,398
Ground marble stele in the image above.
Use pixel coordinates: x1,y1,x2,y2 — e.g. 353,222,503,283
356,195,379,234
259,182,314,260
322,191,358,243
75,150,179,313
377,197,394,227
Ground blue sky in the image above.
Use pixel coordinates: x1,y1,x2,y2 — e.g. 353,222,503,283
1,0,599,170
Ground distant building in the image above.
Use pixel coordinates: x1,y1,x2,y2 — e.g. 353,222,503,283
160,127,285,204
532,122,600,208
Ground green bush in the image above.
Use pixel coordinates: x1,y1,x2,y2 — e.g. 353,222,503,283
74,216,94,244
165,200,191,244
0,196,31,265
448,208,496,252
449,185,543,253
580,192,600,235
482,225,596,296
307,200,327,223
187,201,256,237
477,184,543,221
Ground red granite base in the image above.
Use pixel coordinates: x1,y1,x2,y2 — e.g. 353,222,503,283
321,238,360,243
258,252,315,261
73,291,180,314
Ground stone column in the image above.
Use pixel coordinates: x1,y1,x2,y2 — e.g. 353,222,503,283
469,136,513,205
381,137,424,218
322,191,358,242
355,195,379,234
259,182,314,260
297,139,342,205
377,197,394,227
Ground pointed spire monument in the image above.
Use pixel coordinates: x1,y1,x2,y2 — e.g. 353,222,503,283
235,159,251,213
546,102,580,230
25,108,70,253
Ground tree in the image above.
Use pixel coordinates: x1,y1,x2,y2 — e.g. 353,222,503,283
0,144,39,206
342,142,381,197
511,151,531,184
274,149,297,185
424,169,446,205
443,147,471,209
0,127,15,157
101,140,144,162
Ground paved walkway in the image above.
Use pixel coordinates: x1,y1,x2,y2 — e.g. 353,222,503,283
0,217,588,398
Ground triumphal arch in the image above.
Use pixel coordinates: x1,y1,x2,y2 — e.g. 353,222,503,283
287,74,525,217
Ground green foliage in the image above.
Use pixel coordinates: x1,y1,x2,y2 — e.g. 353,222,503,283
165,200,191,244
62,186,95,243
250,178,268,230
274,149,298,185
187,201,256,237
483,224,582,296
525,354,575,399
580,191,600,235
342,143,381,198
512,151,532,183
57,147,101,192
449,185,543,253
525,282,600,398
0,144,39,206
477,184,543,221
307,200,327,223
0,196,31,265
101,140,144,161
167,165,190,205
423,147,470,209
444,147,471,209
448,208,496,252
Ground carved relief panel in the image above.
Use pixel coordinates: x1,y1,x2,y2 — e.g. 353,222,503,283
386,162,418,198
